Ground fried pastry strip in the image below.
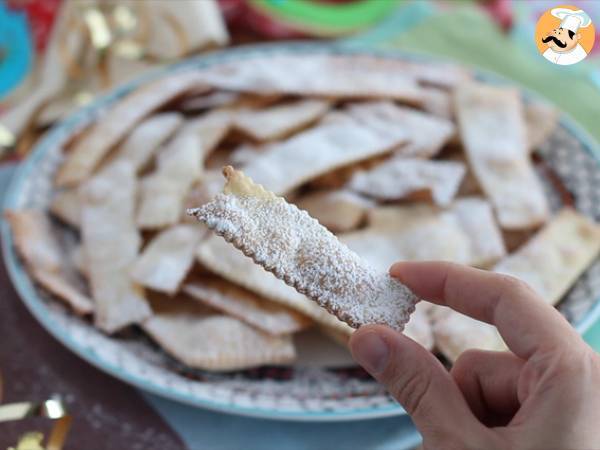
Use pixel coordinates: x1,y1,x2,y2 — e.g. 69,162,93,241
189,166,419,331
451,197,506,267
136,131,203,229
80,162,150,332
6,209,63,273
195,234,353,336
242,112,406,194
348,158,466,206
455,82,549,229
183,109,233,159
5,209,94,315
344,101,455,158
109,112,183,172
56,71,207,186
360,204,472,264
143,295,295,371
131,224,206,294
524,100,559,151
493,209,600,305
49,189,81,228
294,190,373,233
233,99,330,142
344,199,505,269
199,54,425,103
183,278,311,335
432,309,506,363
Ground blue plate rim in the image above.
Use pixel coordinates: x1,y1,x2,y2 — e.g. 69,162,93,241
2,41,599,423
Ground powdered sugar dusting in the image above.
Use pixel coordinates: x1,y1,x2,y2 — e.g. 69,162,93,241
189,191,418,331
348,157,466,206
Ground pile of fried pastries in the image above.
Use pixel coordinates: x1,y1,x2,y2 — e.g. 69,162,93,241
7,53,600,372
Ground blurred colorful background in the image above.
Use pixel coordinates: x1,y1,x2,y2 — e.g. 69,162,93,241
2,0,600,159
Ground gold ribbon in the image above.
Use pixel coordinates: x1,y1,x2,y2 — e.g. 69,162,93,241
0,123,16,157
57,2,189,82
3,1,190,160
0,396,72,450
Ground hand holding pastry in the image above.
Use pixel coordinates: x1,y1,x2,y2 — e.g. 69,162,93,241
351,261,600,450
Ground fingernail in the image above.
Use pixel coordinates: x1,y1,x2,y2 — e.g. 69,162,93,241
388,263,407,283
352,332,389,375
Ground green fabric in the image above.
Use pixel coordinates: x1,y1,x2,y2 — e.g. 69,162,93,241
349,5,600,350
250,0,400,34
352,6,600,144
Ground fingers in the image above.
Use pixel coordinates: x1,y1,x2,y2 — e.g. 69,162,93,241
390,261,579,359
391,262,544,323
451,350,524,425
350,325,485,437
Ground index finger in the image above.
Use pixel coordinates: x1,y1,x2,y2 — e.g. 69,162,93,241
390,261,580,360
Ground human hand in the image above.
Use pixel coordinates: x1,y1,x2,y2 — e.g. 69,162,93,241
350,262,600,450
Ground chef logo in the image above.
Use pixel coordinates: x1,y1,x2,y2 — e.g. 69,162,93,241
535,5,595,66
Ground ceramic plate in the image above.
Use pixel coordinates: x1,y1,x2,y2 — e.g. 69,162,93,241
3,43,600,422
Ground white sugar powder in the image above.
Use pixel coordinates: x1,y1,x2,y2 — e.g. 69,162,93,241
190,194,418,331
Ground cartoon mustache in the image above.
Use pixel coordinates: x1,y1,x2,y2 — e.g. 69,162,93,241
542,35,567,48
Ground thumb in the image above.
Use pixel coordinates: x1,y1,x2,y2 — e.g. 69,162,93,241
350,325,485,440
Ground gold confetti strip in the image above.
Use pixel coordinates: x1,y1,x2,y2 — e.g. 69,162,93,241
0,124,16,159
1,396,72,450
83,7,113,51
0,124,16,148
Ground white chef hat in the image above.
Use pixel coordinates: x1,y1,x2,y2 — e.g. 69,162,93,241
551,8,592,33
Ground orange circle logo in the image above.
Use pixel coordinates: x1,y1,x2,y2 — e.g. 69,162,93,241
535,5,595,65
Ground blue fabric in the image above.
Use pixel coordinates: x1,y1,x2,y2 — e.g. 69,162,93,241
0,0,33,99
143,393,422,450
0,162,15,192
